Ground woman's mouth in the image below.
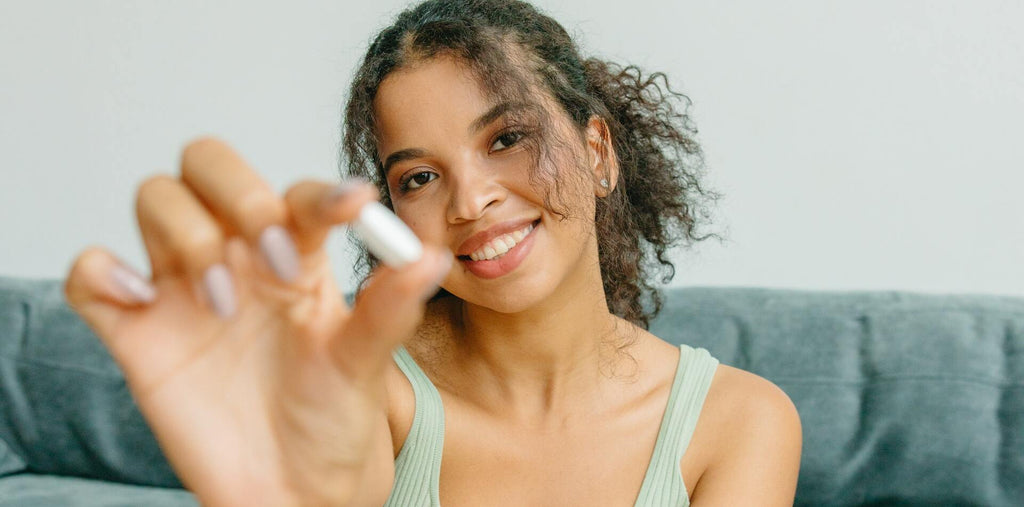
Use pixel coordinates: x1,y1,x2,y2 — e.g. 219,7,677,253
458,220,540,279
464,222,535,261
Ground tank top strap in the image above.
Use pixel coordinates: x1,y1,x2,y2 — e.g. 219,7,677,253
634,344,720,506
384,346,445,507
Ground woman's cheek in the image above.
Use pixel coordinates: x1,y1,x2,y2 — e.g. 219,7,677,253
397,207,438,245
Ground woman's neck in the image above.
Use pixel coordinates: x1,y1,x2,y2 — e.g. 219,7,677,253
448,267,632,428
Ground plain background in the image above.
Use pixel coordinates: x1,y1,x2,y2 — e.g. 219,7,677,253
1,0,1021,296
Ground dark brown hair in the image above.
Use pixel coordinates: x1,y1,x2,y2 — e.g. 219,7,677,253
342,0,722,329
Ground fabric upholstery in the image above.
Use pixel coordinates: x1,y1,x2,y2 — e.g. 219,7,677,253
0,277,181,488
651,288,1024,506
1,276,1022,506
0,474,196,507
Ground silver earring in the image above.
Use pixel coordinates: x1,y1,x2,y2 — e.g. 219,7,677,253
600,179,609,188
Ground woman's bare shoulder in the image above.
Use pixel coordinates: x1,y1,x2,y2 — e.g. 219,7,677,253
689,362,803,503
707,364,800,424
641,332,799,441
636,327,803,501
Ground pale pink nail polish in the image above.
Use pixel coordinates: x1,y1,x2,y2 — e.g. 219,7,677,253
259,225,300,282
203,264,236,319
109,263,156,303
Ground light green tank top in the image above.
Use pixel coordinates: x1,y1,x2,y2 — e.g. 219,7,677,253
384,343,719,506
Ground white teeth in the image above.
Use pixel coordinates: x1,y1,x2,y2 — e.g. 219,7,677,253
493,238,511,255
468,223,535,261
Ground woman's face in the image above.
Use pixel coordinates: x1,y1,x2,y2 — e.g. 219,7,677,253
373,56,605,314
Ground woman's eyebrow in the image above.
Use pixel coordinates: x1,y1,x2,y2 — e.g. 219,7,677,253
469,101,527,134
382,148,428,176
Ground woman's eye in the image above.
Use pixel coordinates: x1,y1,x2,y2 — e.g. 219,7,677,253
404,171,437,190
490,131,523,152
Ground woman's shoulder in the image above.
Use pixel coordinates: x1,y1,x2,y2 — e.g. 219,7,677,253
685,354,803,502
701,362,802,449
643,332,799,438
639,330,800,495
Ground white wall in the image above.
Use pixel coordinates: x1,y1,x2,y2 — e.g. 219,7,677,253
1,0,1021,296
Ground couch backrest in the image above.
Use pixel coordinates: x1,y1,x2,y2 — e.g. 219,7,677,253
650,287,1024,506
2,277,1023,504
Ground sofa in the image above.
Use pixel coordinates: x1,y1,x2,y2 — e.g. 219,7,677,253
1,275,1022,506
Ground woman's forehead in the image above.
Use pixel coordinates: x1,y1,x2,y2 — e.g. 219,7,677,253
373,57,495,144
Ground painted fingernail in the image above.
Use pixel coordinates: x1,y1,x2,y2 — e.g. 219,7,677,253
109,263,156,304
259,225,300,282
321,177,369,209
203,264,236,319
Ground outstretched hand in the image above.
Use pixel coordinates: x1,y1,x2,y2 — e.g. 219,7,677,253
64,138,451,505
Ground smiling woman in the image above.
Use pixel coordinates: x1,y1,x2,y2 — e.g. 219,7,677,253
62,0,800,506
344,2,721,329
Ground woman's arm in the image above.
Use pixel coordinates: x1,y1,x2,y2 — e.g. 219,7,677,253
690,370,803,505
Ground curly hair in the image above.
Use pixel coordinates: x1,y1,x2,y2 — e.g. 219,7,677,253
342,0,722,329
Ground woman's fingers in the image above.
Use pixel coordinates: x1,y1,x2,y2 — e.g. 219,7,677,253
129,137,388,323
64,247,155,346
284,179,379,255
330,246,453,380
179,137,301,284
82,135,400,345
286,178,447,378
136,174,237,318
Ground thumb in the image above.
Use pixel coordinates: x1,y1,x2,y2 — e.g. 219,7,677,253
64,247,156,351
329,246,453,379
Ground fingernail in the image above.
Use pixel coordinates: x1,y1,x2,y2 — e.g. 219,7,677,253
321,177,369,209
259,225,300,282
203,264,236,319
110,263,156,304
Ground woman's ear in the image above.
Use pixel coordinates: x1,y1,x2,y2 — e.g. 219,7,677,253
585,115,619,197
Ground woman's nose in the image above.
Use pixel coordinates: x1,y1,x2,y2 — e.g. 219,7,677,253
445,166,506,224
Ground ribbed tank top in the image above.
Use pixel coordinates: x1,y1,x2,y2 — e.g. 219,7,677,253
384,343,719,506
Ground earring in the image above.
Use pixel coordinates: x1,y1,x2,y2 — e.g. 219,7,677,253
600,179,609,188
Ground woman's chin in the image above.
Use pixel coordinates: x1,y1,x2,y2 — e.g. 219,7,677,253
446,282,551,316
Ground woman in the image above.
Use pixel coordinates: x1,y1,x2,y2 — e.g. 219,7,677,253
63,0,801,505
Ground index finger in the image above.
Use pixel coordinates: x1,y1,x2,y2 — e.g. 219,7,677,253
179,137,285,241
283,179,380,255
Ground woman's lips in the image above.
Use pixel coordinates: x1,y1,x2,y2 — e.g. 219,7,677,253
456,218,539,257
459,221,539,279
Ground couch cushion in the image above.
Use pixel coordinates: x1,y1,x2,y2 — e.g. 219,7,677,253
0,276,181,487
0,437,25,477
651,287,1024,506
0,474,196,506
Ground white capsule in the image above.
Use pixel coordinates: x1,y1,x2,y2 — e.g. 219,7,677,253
349,201,423,267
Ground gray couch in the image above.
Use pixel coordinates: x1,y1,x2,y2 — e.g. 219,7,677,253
1,275,1022,506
